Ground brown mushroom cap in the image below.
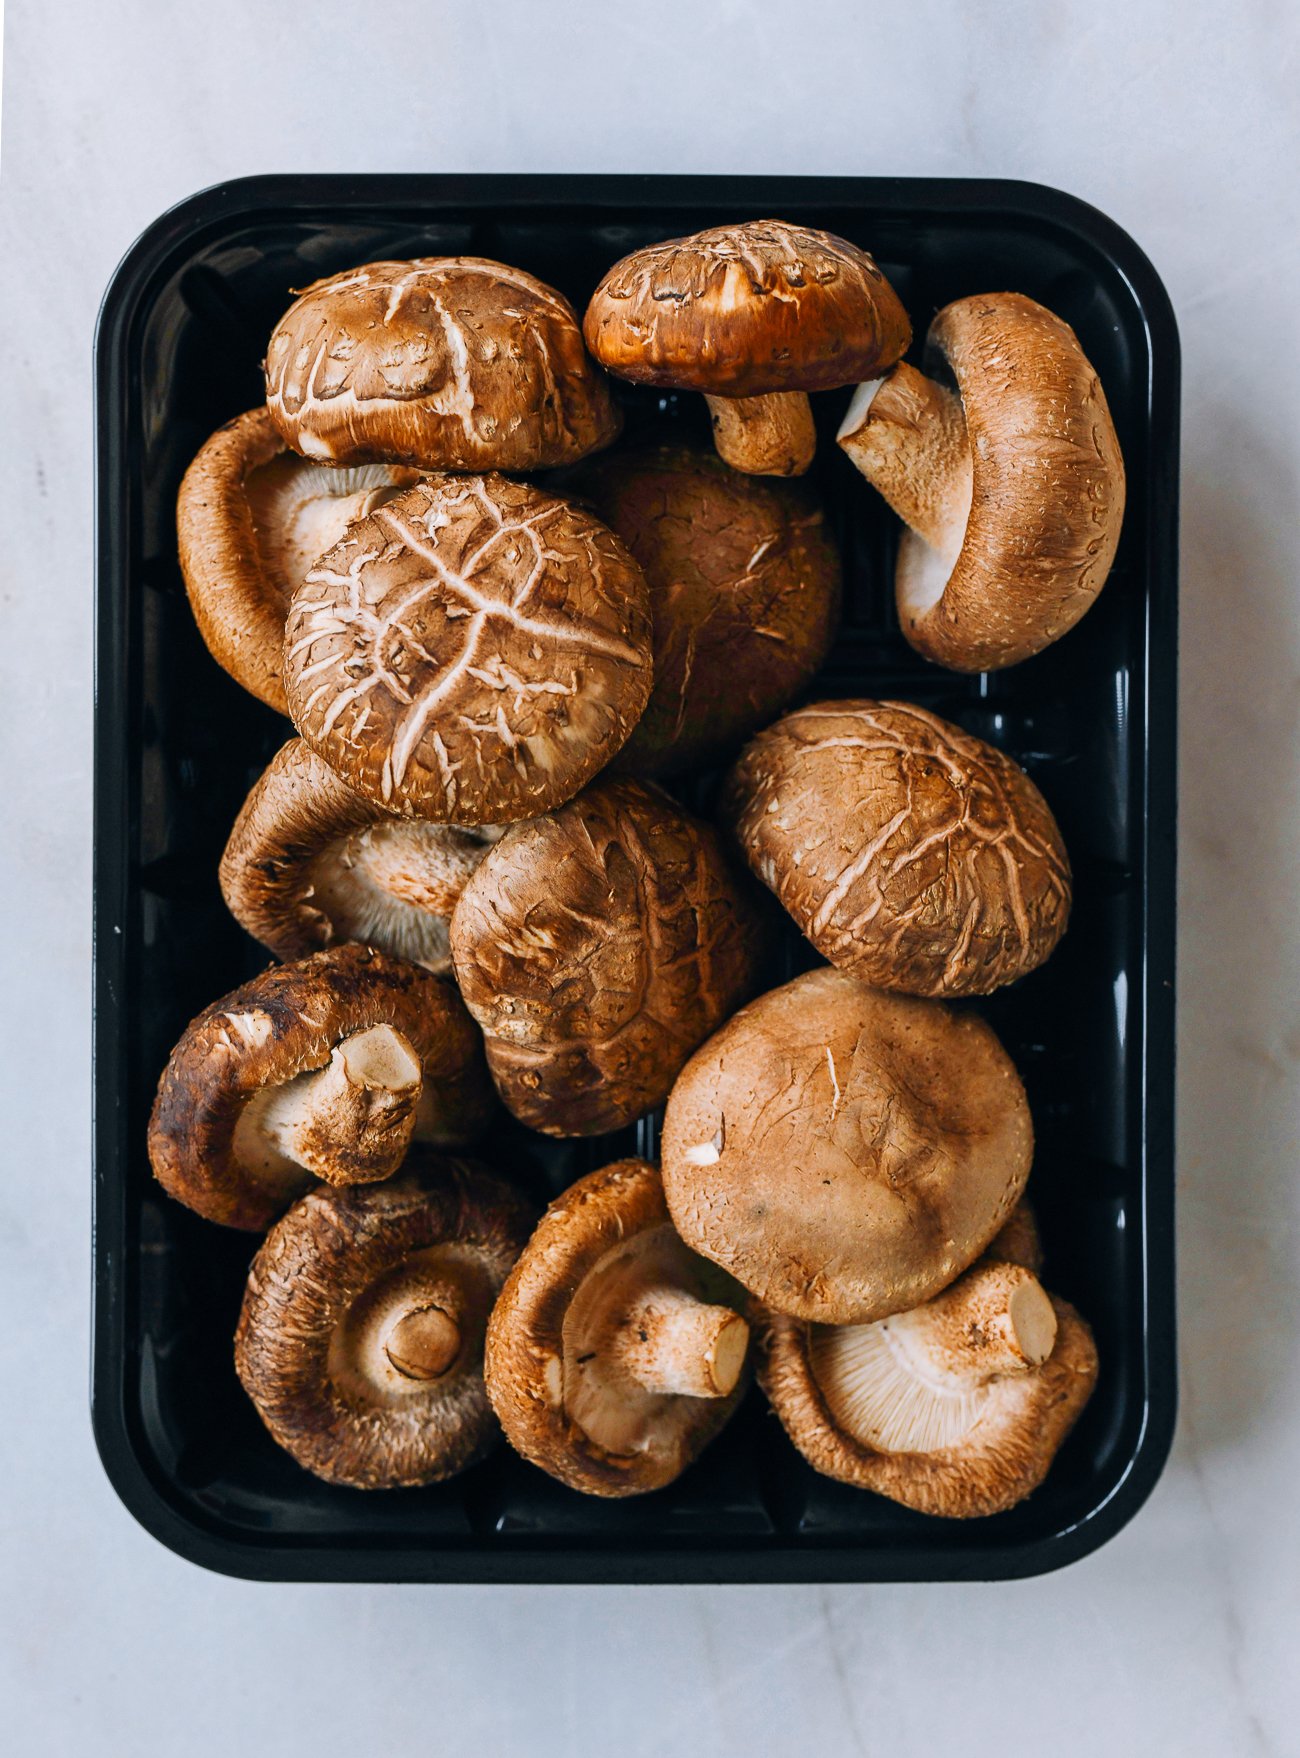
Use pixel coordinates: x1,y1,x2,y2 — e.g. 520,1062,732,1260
661,966,1033,1324
148,944,495,1231
235,1157,536,1489
485,1158,750,1496
724,699,1071,997
571,444,841,774
838,292,1126,672
264,257,621,473
757,1259,1098,1517
450,778,761,1136
283,473,654,824
583,220,910,398
176,408,420,712
220,738,503,973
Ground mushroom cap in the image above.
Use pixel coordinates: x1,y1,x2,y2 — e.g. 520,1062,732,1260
897,292,1126,671
148,943,495,1231
283,473,654,823
660,966,1033,1324
235,1156,536,1489
176,408,420,712
450,777,761,1136
757,1273,1098,1518
572,443,841,774
584,219,911,397
264,256,621,473
724,699,1071,997
220,738,501,973
485,1157,749,1496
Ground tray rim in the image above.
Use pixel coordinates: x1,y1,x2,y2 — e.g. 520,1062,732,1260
93,171,1179,1584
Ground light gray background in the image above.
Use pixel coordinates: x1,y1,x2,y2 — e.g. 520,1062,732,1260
2,2,1297,1753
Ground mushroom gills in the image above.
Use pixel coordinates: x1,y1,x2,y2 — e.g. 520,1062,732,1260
232,1023,424,1190
244,455,416,604
327,1242,496,1408
563,1225,750,1455
808,1264,1057,1455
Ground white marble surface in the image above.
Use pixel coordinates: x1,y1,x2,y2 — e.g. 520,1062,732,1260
2,1,1298,1752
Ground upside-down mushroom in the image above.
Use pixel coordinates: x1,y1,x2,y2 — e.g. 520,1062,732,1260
176,408,419,713
724,699,1071,997
148,944,494,1230
485,1158,750,1496
584,220,910,476
236,1157,536,1489
757,1256,1098,1517
661,966,1033,1324
283,473,653,823
837,292,1125,671
265,257,621,472
220,739,503,973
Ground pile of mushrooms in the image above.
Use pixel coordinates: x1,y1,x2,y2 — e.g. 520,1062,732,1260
149,219,1116,1507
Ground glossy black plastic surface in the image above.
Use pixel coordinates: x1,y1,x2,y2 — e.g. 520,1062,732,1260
93,176,1178,1582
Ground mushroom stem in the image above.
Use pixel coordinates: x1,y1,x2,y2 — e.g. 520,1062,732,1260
885,1262,1057,1387
613,1288,749,1398
705,391,816,477
238,1023,424,1188
837,362,973,553
384,1302,462,1381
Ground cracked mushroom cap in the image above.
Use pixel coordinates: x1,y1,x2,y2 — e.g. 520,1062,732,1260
724,699,1071,997
264,256,621,473
176,408,420,713
756,1256,1098,1517
838,292,1126,671
148,944,495,1231
450,777,761,1136
284,473,654,823
583,220,910,398
220,738,503,974
235,1156,536,1489
572,443,841,774
660,966,1033,1324
485,1158,750,1496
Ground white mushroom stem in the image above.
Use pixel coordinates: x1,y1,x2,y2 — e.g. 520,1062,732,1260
612,1287,750,1398
383,1301,463,1381
236,1024,423,1188
884,1262,1058,1387
837,362,973,553
705,391,817,477
333,1261,473,1395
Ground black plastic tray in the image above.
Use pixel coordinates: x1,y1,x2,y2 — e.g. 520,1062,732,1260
93,175,1178,1582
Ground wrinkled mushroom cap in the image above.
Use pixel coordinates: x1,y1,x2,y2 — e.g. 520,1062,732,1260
661,966,1033,1323
284,473,654,823
898,293,1126,672
265,256,621,472
235,1157,536,1489
725,699,1071,997
573,444,841,774
220,738,501,973
757,1265,1098,1518
176,407,419,712
148,944,494,1231
450,778,761,1135
485,1158,749,1496
584,220,911,396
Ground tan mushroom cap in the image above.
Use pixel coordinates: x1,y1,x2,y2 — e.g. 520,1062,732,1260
724,699,1071,997
220,739,503,974
661,967,1033,1324
235,1157,536,1489
148,944,495,1232
485,1158,750,1496
572,444,841,775
264,256,621,473
450,778,761,1136
838,292,1126,671
284,473,654,824
757,1258,1098,1518
176,408,420,713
